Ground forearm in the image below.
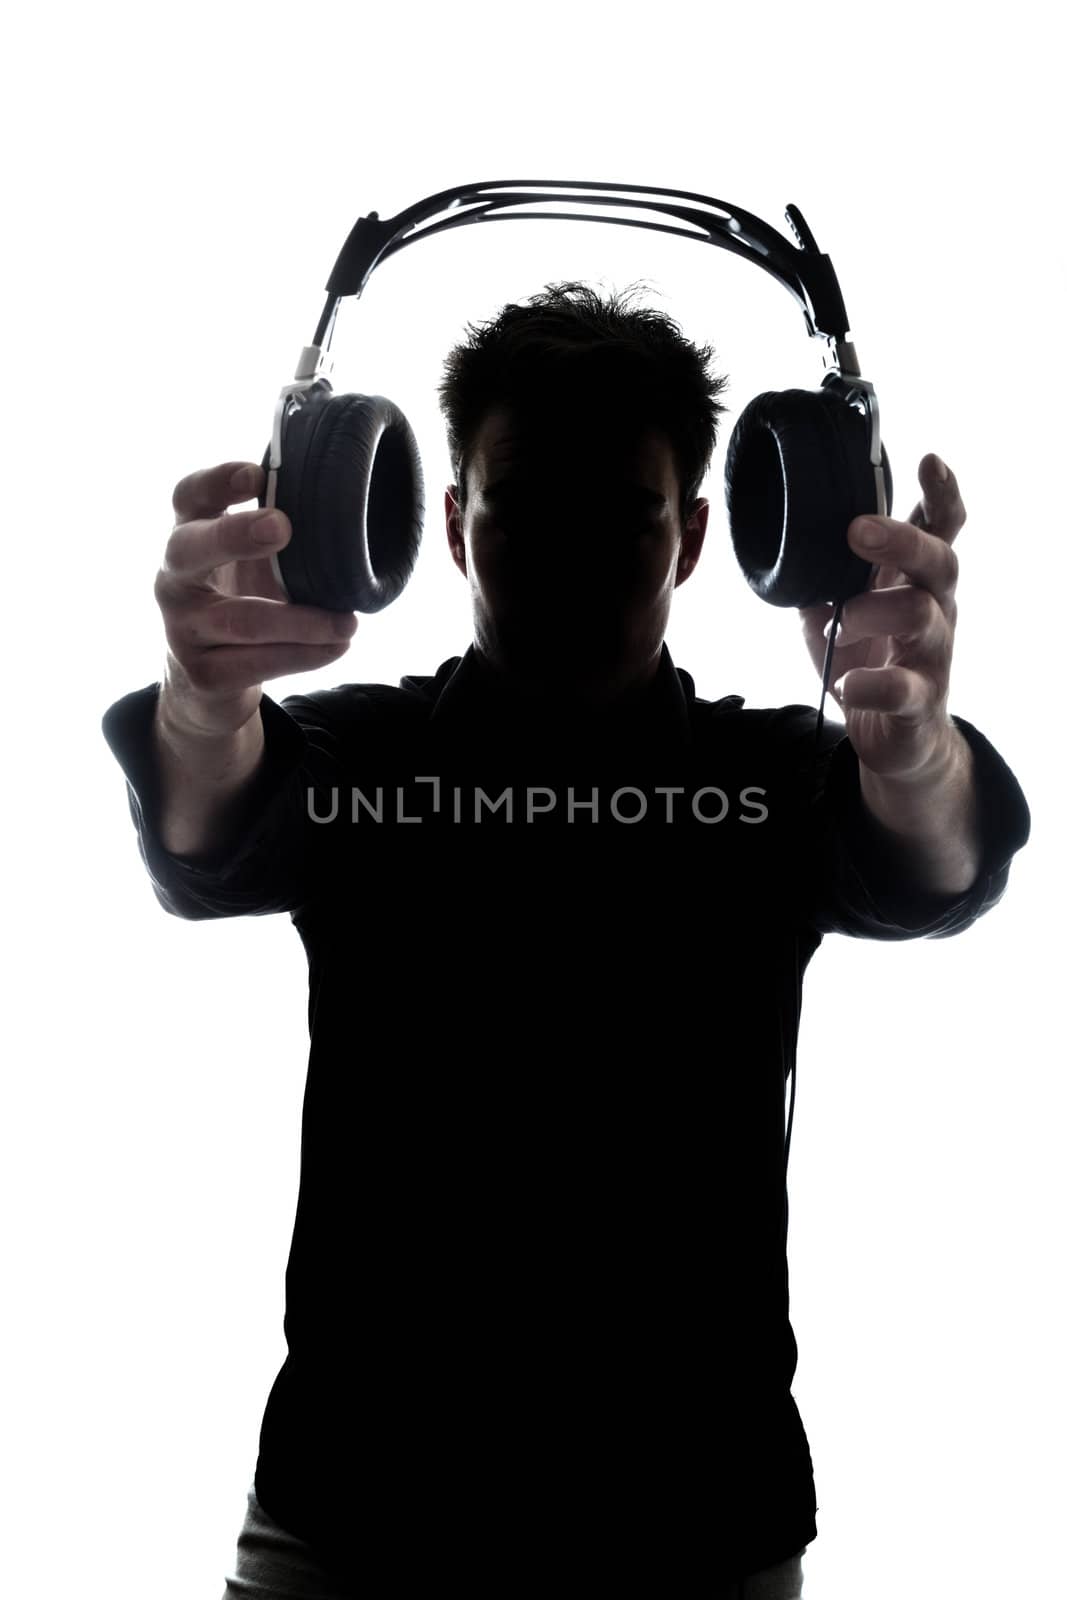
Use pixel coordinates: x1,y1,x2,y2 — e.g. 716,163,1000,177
857,723,980,896
153,691,267,860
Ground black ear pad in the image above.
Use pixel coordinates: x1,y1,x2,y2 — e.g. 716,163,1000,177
260,386,425,613
724,386,893,609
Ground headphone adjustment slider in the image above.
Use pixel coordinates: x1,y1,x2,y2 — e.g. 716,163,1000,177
294,344,335,383
822,337,861,378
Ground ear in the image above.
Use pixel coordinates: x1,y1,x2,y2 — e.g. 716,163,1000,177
445,485,468,578
675,499,710,588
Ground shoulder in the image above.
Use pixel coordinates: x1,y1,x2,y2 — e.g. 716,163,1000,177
688,692,848,763
276,660,458,734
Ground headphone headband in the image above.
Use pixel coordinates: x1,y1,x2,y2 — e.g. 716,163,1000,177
312,179,855,361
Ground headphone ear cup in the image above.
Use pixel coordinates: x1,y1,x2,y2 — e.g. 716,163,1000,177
724,387,891,609
261,385,425,613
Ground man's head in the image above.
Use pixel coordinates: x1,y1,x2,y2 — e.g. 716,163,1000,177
437,282,730,710
444,403,710,707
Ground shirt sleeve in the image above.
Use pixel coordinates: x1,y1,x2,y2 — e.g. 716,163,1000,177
778,707,1032,940
100,682,345,921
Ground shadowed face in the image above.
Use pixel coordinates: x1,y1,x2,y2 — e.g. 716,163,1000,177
445,406,709,710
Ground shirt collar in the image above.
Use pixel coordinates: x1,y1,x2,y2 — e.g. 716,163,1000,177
423,640,697,759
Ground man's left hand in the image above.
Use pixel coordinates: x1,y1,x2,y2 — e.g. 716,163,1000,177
797,453,967,780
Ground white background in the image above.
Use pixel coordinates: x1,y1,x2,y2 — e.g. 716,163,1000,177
4,3,1062,1596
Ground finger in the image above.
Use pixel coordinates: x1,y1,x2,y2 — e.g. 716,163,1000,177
174,594,358,650
177,640,356,696
825,584,949,649
161,506,290,582
846,516,959,609
797,599,837,628
172,462,265,524
908,454,966,542
798,600,836,650
835,663,934,720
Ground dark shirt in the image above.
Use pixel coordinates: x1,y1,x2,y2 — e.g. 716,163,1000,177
100,641,1031,1588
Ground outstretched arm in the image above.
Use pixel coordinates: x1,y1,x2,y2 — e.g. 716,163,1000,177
798,454,981,895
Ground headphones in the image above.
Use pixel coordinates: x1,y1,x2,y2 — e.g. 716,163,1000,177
257,178,891,617
255,179,896,1175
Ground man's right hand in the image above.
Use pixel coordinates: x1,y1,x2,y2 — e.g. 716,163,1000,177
154,460,358,737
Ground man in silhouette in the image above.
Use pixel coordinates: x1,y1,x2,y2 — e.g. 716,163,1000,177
102,381,1030,1597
